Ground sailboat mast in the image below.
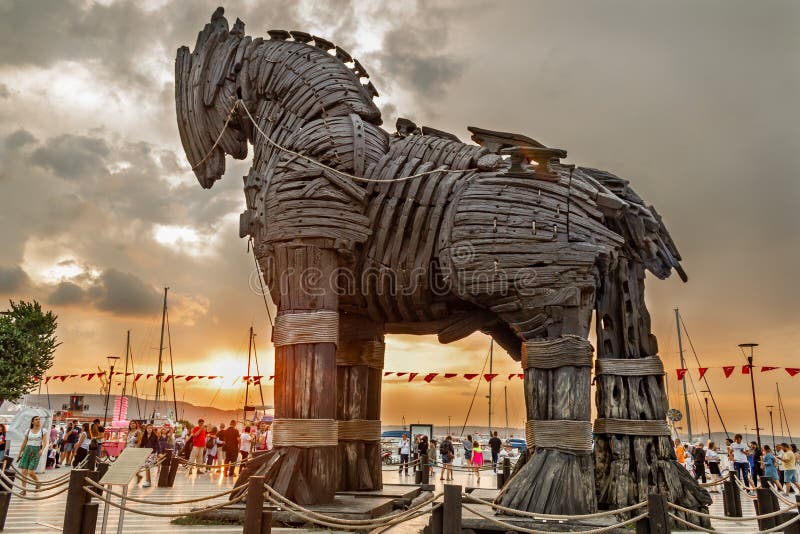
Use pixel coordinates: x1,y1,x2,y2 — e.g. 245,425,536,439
243,326,253,422
119,330,130,421
504,385,509,439
152,287,168,422
778,383,793,442
488,339,493,434
675,308,692,442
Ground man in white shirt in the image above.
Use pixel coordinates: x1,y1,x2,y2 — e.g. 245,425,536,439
399,434,411,476
729,434,752,488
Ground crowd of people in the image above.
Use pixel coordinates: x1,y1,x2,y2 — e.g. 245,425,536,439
396,431,508,483
675,434,800,495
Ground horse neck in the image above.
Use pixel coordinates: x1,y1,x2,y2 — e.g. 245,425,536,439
239,38,381,163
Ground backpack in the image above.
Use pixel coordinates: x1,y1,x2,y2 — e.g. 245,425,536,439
206,436,215,450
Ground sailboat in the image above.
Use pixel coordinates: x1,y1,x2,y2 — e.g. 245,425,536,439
150,287,179,425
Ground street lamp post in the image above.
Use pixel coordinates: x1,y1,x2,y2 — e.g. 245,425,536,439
739,343,762,447
701,390,712,441
103,355,120,426
766,405,776,449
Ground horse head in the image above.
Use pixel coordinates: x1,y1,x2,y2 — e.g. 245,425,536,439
175,7,249,189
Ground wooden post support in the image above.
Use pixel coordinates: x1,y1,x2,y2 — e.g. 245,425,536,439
80,502,99,534
157,450,173,487
244,475,265,534
421,454,429,485
636,494,670,534
442,484,462,534
732,474,743,517
86,451,97,472
429,502,444,534
785,495,800,534
502,457,510,480
496,471,505,489
0,490,10,531
63,469,90,534
755,485,777,531
167,455,180,487
260,510,273,534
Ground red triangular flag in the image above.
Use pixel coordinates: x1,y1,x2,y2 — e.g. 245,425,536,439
146,374,153,379
785,368,800,377
133,374,141,381
384,372,393,377
396,372,407,377
698,368,708,380
242,376,250,382
87,373,95,381
125,372,133,376
443,373,457,378
45,376,51,384
518,373,524,379
742,365,750,374
408,373,418,382
165,375,173,382
185,376,195,381
464,373,479,380
676,369,688,381
507,373,515,380
269,375,274,380
723,366,735,378
59,375,67,382
484,373,498,382
206,376,217,379
196,376,205,379
69,374,77,378
423,373,438,383
761,366,778,373
80,374,87,378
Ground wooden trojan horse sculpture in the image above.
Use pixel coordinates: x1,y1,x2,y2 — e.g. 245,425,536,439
175,8,711,525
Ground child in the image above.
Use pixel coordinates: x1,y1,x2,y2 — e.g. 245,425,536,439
472,441,484,482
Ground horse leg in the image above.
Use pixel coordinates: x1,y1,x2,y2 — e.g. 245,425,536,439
496,288,597,515
336,316,385,491
243,239,340,504
593,257,712,526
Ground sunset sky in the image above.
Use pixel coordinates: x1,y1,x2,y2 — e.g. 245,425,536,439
0,0,798,436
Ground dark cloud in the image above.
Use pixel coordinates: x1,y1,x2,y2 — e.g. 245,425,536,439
0,83,8,98
5,129,36,150
0,265,29,294
363,2,465,112
29,134,110,180
89,268,161,317
47,281,85,306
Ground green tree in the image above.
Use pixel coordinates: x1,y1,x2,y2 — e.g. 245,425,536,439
0,300,59,407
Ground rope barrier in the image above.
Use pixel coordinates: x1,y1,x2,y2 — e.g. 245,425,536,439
769,485,800,507
81,486,247,518
462,493,648,520
667,512,716,533
696,477,726,488
669,510,800,534
239,99,480,183
462,504,647,534
176,456,250,469
0,475,70,500
667,500,795,522
82,476,248,505
263,483,441,529
0,471,70,493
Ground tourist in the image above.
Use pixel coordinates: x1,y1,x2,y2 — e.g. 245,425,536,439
792,444,800,484
722,438,734,475
0,424,6,463
138,423,159,487
158,426,174,455
240,426,252,464
777,443,786,486
463,435,474,470
751,441,763,481
126,421,141,453
89,418,103,451
489,431,502,472
418,435,429,459
428,439,437,477
674,438,686,468
256,421,269,451
16,415,47,496
64,420,80,466
205,426,219,470
223,420,241,477
472,440,484,481
706,442,722,491
692,442,706,483
217,422,226,466
439,436,454,481
730,434,752,488
49,424,58,449
763,445,779,489
399,433,411,475
72,423,91,467
187,418,207,474
780,443,799,495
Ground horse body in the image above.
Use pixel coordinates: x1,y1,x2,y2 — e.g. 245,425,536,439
175,8,710,523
